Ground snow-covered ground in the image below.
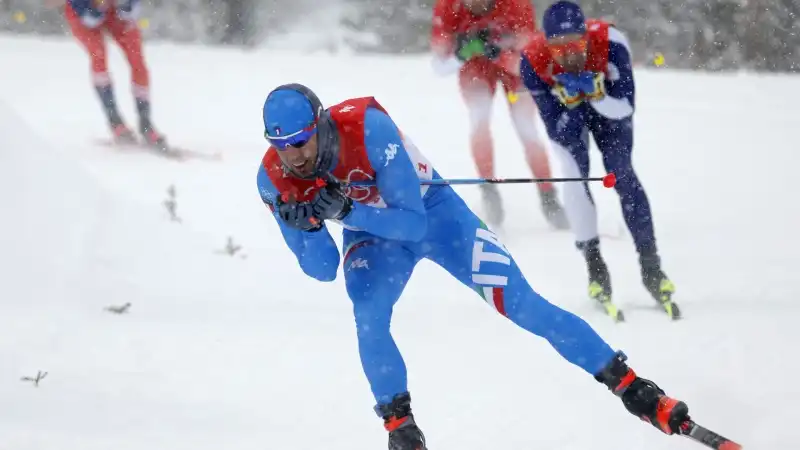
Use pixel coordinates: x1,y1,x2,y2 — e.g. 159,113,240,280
1,34,798,450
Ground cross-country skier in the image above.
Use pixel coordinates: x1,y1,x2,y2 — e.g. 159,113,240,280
519,1,677,321
256,83,692,450
430,0,568,229
64,0,167,149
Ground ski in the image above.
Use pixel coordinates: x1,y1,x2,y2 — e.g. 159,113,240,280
599,299,625,323
679,419,743,450
660,298,681,320
93,138,222,162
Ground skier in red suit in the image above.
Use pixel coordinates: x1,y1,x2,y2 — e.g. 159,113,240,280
64,0,167,150
430,0,567,229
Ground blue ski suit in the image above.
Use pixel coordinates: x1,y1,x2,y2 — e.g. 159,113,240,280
256,97,617,407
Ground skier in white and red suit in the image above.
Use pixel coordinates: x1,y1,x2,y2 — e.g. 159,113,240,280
430,0,568,229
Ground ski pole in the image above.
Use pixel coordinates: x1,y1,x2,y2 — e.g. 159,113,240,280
344,173,617,188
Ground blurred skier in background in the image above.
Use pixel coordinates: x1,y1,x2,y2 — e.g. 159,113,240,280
64,0,167,150
430,0,568,229
520,1,678,320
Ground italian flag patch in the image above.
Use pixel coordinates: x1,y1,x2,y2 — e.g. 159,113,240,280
481,286,506,316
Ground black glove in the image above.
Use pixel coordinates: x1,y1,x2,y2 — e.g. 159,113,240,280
312,182,353,221
276,196,322,232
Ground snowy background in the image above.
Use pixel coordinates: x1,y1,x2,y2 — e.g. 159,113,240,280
1,0,799,71
1,1,799,450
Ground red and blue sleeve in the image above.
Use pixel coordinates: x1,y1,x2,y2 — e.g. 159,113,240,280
338,107,428,242
256,164,340,282
588,26,635,120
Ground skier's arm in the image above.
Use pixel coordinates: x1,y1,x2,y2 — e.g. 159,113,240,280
588,26,635,120
68,0,104,27
338,107,427,242
506,0,537,49
257,165,340,282
520,53,586,146
430,0,457,57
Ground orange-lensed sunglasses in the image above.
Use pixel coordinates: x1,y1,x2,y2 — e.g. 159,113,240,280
548,38,588,57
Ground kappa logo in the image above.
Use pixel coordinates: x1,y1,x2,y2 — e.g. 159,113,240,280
339,105,355,113
384,143,398,166
349,258,370,270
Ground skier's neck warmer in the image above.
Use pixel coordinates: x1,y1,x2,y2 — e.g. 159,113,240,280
311,112,339,179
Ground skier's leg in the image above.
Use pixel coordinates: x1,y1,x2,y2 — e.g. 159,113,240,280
547,130,615,310
502,74,568,229
459,59,497,179
107,9,166,147
419,189,691,435
591,115,676,315
64,3,131,139
458,60,504,225
342,234,426,450
342,235,419,405
420,188,615,375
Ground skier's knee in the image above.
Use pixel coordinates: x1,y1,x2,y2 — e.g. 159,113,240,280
129,62,149,87
351,296,394,341
612,166,643,194
346,276,403,339
505,288,570,335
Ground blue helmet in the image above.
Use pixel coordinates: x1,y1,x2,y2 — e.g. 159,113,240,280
542,1,586,39
262,83,339,179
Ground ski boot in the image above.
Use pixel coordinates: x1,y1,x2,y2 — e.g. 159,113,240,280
596,352,690,435
375,392,427,450
479,184,505,226
95,85,136,145
539,189,569,230
640,253,680,320
140,123,168,152
136,96,169,152
111,122,137,145
583,240,623,322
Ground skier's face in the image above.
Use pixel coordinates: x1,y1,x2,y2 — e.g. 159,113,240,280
278,133,318,178
547,34,588,73
463,0,493,14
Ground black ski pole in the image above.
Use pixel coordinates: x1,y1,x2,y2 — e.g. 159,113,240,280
345,173,617,188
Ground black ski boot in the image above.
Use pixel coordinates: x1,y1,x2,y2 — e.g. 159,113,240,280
95,84,136,144
479,184,505,226
581,239,622,321
136,97,168,151
639,253,679,319
596,352,690,435
375,392,427,450
539,189,569,230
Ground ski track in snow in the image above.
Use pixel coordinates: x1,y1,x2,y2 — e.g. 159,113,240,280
1,35,799,450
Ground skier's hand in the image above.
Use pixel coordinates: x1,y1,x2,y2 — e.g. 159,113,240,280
577,71,606,101
312,182,353,221
455,29,501,61
276,194,322,232
552,73,584,108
